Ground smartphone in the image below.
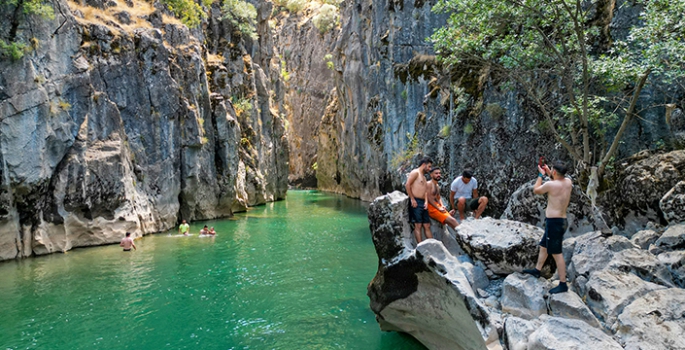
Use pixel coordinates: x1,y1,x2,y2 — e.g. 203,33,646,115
538,156,546,168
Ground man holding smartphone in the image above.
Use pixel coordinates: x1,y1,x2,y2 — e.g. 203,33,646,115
523,160,573,294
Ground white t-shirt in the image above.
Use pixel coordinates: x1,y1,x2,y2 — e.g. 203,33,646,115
451,176,478,199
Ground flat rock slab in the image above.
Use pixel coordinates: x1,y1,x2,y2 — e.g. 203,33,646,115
615,288,685,350
454,218,544,275
655,223,685,251
527,315,623,350
501,273,550,320
571,231,636,277
606,248,674,287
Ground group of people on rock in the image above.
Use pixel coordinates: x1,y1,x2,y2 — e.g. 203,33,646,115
405,156,573,294
405,157,489,243
118,220,217,252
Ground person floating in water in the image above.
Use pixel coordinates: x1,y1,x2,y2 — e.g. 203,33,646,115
120,232,137,252
199,225,209,235
426,168,460,229
449,170,489,221
523,161,573,294
178,219,190,236
208,227,216,235
406,157,433,243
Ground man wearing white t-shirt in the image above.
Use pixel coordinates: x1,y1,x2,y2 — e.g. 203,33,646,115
449,170,489,221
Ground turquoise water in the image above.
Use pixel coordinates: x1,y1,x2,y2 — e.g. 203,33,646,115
0,191,423,349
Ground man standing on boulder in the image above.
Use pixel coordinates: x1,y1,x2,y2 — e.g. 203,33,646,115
523,161,572,294
450,170,489,221
406,157,433,243
426,168,460,229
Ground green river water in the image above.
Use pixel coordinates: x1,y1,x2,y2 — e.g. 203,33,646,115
0,191,424,349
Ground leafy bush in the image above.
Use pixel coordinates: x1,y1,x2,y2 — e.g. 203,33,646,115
0,39,27,61
159,0,211,28
222,0,258,39
232,96,253,116
312,4,338,34
285,0,306,13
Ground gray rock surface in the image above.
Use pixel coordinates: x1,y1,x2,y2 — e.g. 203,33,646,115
660,180,685,224
614,288,685,350
657,251,685,288
606,248,674,287
571,231,636,277
547,291,601,328
584,270,666,327
655,223,685,251
503,317,539,350
501,273,550,320
630,229,661,249
527,315,623,350
454,218,545,275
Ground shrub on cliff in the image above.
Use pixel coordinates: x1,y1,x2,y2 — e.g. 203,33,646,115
0,0,54,60
312,4,338,34
159,0,212,28
431,0,685,180
284,0,306,13
222,0,258,39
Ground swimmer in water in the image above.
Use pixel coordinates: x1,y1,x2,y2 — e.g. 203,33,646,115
120,232,136,251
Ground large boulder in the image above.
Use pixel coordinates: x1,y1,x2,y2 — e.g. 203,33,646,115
614,289,685,350
526,315,623,350
655,223,685,251
630,229,661,249
501,273,550,320
367,192,499,350
454,218,545,275
583,270,666,327
501,180,598,237
657,251,685,288
606,248,675,287
503,317,539,350
570,231,636,278
660,180,685,225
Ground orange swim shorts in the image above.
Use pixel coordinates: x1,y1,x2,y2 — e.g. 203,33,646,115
427,204,451,224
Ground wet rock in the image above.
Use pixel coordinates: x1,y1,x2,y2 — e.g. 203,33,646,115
501,180,598,237
454,218,545,275
614,289,685,350
660,180,685,225
630,229,661,249
501,273,550,320
527,315,623,350
547,291,601,328
655,223,685,251
583,270,666,327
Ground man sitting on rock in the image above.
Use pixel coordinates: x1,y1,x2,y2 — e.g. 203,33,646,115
406,157,434,243
426,168,460,229
523,161,573,294
449,170,489,221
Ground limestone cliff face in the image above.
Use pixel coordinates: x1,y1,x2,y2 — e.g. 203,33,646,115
0,0,288,260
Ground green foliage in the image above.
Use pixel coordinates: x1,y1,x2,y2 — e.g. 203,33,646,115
0,39,27,60
391,133,420,169
439,125,450,138
312,4,338,34
430,0,685,175
285,0,306,13
401,89,407,100
323,53,334,70
222,0,258,39
311,162,318,170
232,96,253,116
463,122,474,135
321,0,342,5
159,0,210,28
280,59,291,81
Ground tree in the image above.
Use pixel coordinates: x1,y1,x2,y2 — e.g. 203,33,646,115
430,0,685,179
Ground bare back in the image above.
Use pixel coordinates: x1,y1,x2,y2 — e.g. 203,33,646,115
408,169,428,199
543,178,573,218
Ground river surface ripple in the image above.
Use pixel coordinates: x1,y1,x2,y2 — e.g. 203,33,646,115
0,190,423,349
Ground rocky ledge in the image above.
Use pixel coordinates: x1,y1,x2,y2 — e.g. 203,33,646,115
367,191,685,350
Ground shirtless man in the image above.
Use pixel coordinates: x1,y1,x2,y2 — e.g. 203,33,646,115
199,225,209,235
426,168,460,229
523,161,573,294
119,232,137,252
405,157,433,243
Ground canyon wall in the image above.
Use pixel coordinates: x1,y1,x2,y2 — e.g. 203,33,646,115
0,0,288,260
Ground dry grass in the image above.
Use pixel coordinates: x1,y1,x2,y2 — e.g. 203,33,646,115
68,0,156,34
207,53,224,63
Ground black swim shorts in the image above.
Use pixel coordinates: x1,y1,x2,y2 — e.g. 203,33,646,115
539,218,568,255
409,198,431,224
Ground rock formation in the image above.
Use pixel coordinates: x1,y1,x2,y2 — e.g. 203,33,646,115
368,191,685,350
0,0,288,260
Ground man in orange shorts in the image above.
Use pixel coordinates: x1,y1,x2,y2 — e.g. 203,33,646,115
426,168,460,229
